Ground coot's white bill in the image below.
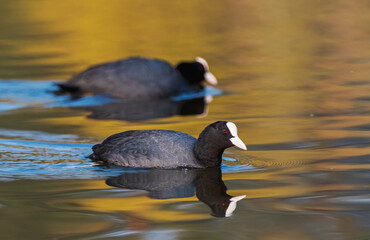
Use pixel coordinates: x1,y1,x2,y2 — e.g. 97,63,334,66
196,57,218,86
227,122,247,150
230,195,247,202
230,137,247,150
204,72,218,85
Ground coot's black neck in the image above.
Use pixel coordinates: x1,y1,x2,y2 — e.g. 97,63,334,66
194,135,225,168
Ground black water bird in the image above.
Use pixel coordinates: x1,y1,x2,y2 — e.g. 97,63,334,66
57,57,217,100
89,121,247,168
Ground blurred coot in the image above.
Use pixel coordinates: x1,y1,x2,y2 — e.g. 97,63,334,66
57,57,217,100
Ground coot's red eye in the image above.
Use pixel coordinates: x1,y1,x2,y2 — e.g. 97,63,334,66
222,129,227,133
221,202,226,206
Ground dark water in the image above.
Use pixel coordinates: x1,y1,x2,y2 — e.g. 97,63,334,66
1,0,370,239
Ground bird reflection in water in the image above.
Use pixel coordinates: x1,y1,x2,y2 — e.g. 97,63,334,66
106,166,246,217
81,95,212,121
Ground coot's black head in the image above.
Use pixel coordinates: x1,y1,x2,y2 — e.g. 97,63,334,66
176,57,217,86
195,121,247,167
199,121,247,151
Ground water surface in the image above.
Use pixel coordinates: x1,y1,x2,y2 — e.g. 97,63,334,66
0,0,370,239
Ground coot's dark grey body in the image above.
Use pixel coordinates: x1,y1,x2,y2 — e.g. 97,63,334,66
91,130,203,168
64,57,189,100
58,57,217,100
89,121,247,169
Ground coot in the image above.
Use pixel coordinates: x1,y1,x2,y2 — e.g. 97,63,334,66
89,121,247,168
57,57,217,100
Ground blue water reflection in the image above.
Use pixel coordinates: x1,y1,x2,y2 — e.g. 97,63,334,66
0,80,222,120
0,128,255,181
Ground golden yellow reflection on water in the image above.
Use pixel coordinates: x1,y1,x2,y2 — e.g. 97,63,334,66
70,196,209,222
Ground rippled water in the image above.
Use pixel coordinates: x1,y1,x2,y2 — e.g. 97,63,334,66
1,0,370,239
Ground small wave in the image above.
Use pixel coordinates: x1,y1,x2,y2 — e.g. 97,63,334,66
0,128,86,143
248,137,370,151
0,102,26,112
171,86,222,101
0,80,118,112
222,152,259,173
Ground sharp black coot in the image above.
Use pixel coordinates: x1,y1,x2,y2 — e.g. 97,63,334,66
89,121,247,169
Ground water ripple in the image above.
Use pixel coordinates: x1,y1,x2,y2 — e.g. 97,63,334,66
0,131,254,181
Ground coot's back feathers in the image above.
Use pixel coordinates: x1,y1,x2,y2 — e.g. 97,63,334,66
91,130,202,168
